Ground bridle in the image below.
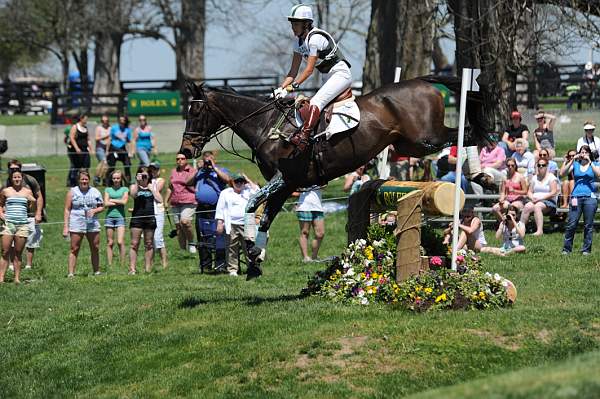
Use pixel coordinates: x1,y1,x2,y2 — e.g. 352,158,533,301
183,94,290,162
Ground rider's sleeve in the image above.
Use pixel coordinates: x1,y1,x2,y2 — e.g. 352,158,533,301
307,34,328,56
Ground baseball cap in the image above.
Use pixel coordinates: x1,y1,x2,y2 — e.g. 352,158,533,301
231,172,247,182
149,161,161,169
510,111,521,119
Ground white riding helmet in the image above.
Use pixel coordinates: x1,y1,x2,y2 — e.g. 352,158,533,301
287,4,313,22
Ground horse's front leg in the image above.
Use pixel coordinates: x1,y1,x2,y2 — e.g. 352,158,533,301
245,171,286,214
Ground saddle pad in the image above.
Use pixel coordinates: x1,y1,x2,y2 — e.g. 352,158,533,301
295,100,360,140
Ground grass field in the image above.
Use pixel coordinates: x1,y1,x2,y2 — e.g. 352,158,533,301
1,153,600,398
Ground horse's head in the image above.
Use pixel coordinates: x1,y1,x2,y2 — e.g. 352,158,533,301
180,81,225,159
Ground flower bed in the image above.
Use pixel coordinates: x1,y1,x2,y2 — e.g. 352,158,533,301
302,225,515,311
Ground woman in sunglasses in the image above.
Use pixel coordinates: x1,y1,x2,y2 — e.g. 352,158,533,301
129,166,162,274
559,149,577,208
560,145,600,255
492,158,528,221
519,159,558,236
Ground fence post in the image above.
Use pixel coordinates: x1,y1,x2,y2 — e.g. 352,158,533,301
50,96,58,124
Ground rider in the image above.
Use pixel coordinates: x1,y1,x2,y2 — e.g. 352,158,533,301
273,4,352,153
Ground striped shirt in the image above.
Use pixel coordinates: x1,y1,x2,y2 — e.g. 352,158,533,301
5,196,28,224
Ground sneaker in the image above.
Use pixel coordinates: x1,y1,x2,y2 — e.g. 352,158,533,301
561,250,571,255
67,273,75,278
24,265,32,270
582,251,591,256
188,245,197,254
229,271,238,277
128,270,136,275
8,264,13,272
94,271,102,276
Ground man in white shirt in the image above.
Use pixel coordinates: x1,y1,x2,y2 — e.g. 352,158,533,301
216,173,259,276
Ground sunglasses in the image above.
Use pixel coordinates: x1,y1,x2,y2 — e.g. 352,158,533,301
539,153,548,157
537,163,547,167
507,164,517,168
176,157,186,160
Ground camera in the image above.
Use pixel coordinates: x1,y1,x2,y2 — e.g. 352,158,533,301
168,229,178,238
203,159,212,169
592,150,599,161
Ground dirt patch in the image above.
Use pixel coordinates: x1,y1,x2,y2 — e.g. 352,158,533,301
465,329,522,351
536,329,552,344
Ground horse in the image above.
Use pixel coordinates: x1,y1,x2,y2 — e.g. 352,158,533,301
180,76,489,278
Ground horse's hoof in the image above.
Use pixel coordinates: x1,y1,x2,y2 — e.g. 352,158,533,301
246,264,263,281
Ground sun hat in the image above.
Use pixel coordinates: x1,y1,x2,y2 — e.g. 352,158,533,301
584,123,596,130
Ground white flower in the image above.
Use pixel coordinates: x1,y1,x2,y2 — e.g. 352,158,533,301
494,273,501,281
364,259,370,267
345,268,355,277
357,290,365,298
360,297,369,305
358,239,367,247
484,272,492,278
365,279,373,286
501,280,509,287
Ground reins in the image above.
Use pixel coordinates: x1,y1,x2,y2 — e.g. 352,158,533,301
185,95,291,163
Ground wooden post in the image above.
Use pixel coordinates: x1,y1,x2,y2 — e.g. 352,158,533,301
394,190,425,282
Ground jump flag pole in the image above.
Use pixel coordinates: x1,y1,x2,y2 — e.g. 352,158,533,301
451,68,480,271
376,67,401,179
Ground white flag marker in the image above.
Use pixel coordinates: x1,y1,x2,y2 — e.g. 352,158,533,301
451,68,480,271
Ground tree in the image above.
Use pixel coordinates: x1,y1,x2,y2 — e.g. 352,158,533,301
362,0,438,94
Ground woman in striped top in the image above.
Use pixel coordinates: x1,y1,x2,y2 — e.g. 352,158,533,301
0,170,35,284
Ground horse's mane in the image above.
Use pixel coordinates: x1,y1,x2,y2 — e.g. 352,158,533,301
205,85,267,103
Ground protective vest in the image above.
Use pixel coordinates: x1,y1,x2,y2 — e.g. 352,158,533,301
306,28,351,74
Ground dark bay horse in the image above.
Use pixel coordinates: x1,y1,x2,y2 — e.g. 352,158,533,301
180,76,489,277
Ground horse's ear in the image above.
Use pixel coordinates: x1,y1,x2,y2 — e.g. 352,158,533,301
185,80,201,98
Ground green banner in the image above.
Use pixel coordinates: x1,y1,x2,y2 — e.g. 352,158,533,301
127,91,180,115
432,83,451,106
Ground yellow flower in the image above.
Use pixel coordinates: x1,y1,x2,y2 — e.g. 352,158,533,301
478,291,486,300
424,287,433,294
435,293,447,303
372,272,379,279
364,245,374,260
415,285,422,292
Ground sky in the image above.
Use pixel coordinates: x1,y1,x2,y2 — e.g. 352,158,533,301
111,2,596,82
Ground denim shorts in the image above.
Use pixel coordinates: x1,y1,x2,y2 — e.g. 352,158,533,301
96,147,107,162
105,216,125,228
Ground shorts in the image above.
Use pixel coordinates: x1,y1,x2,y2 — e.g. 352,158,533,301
96,147,107,162
105,216,125,228
70,216,101,233
26,217,43,248
171,204,196,224
296,211,324,222
130,214,156,230
1,221,30,238
154,211,165,249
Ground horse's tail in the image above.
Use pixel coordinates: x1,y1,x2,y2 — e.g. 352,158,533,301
416,75,492,145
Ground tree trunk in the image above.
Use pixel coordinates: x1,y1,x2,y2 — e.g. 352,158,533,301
362,0,435,94
93,32,122,96
60,51,70,96
178,0,205,88
73,47,90,107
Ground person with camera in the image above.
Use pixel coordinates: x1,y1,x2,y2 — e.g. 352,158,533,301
63,170,104,277
215,173,259,276
129,166,162,274
166,152,197,254
560,145,600,255
5,159,44,271
186,151,230,273
481,205,526,256
559,149,577,208
576,122,600,159
105,116,132,186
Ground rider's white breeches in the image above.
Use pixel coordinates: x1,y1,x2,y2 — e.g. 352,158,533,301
310,63,353,111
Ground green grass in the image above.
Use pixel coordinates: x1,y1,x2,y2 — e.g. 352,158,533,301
1,153,599,398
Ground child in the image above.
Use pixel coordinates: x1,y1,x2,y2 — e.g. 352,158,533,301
443,207,487,252
481,205,526,256
216,173,259,276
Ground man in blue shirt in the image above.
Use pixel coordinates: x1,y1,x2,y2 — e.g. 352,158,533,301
105,115,132,185
187,151,230,273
